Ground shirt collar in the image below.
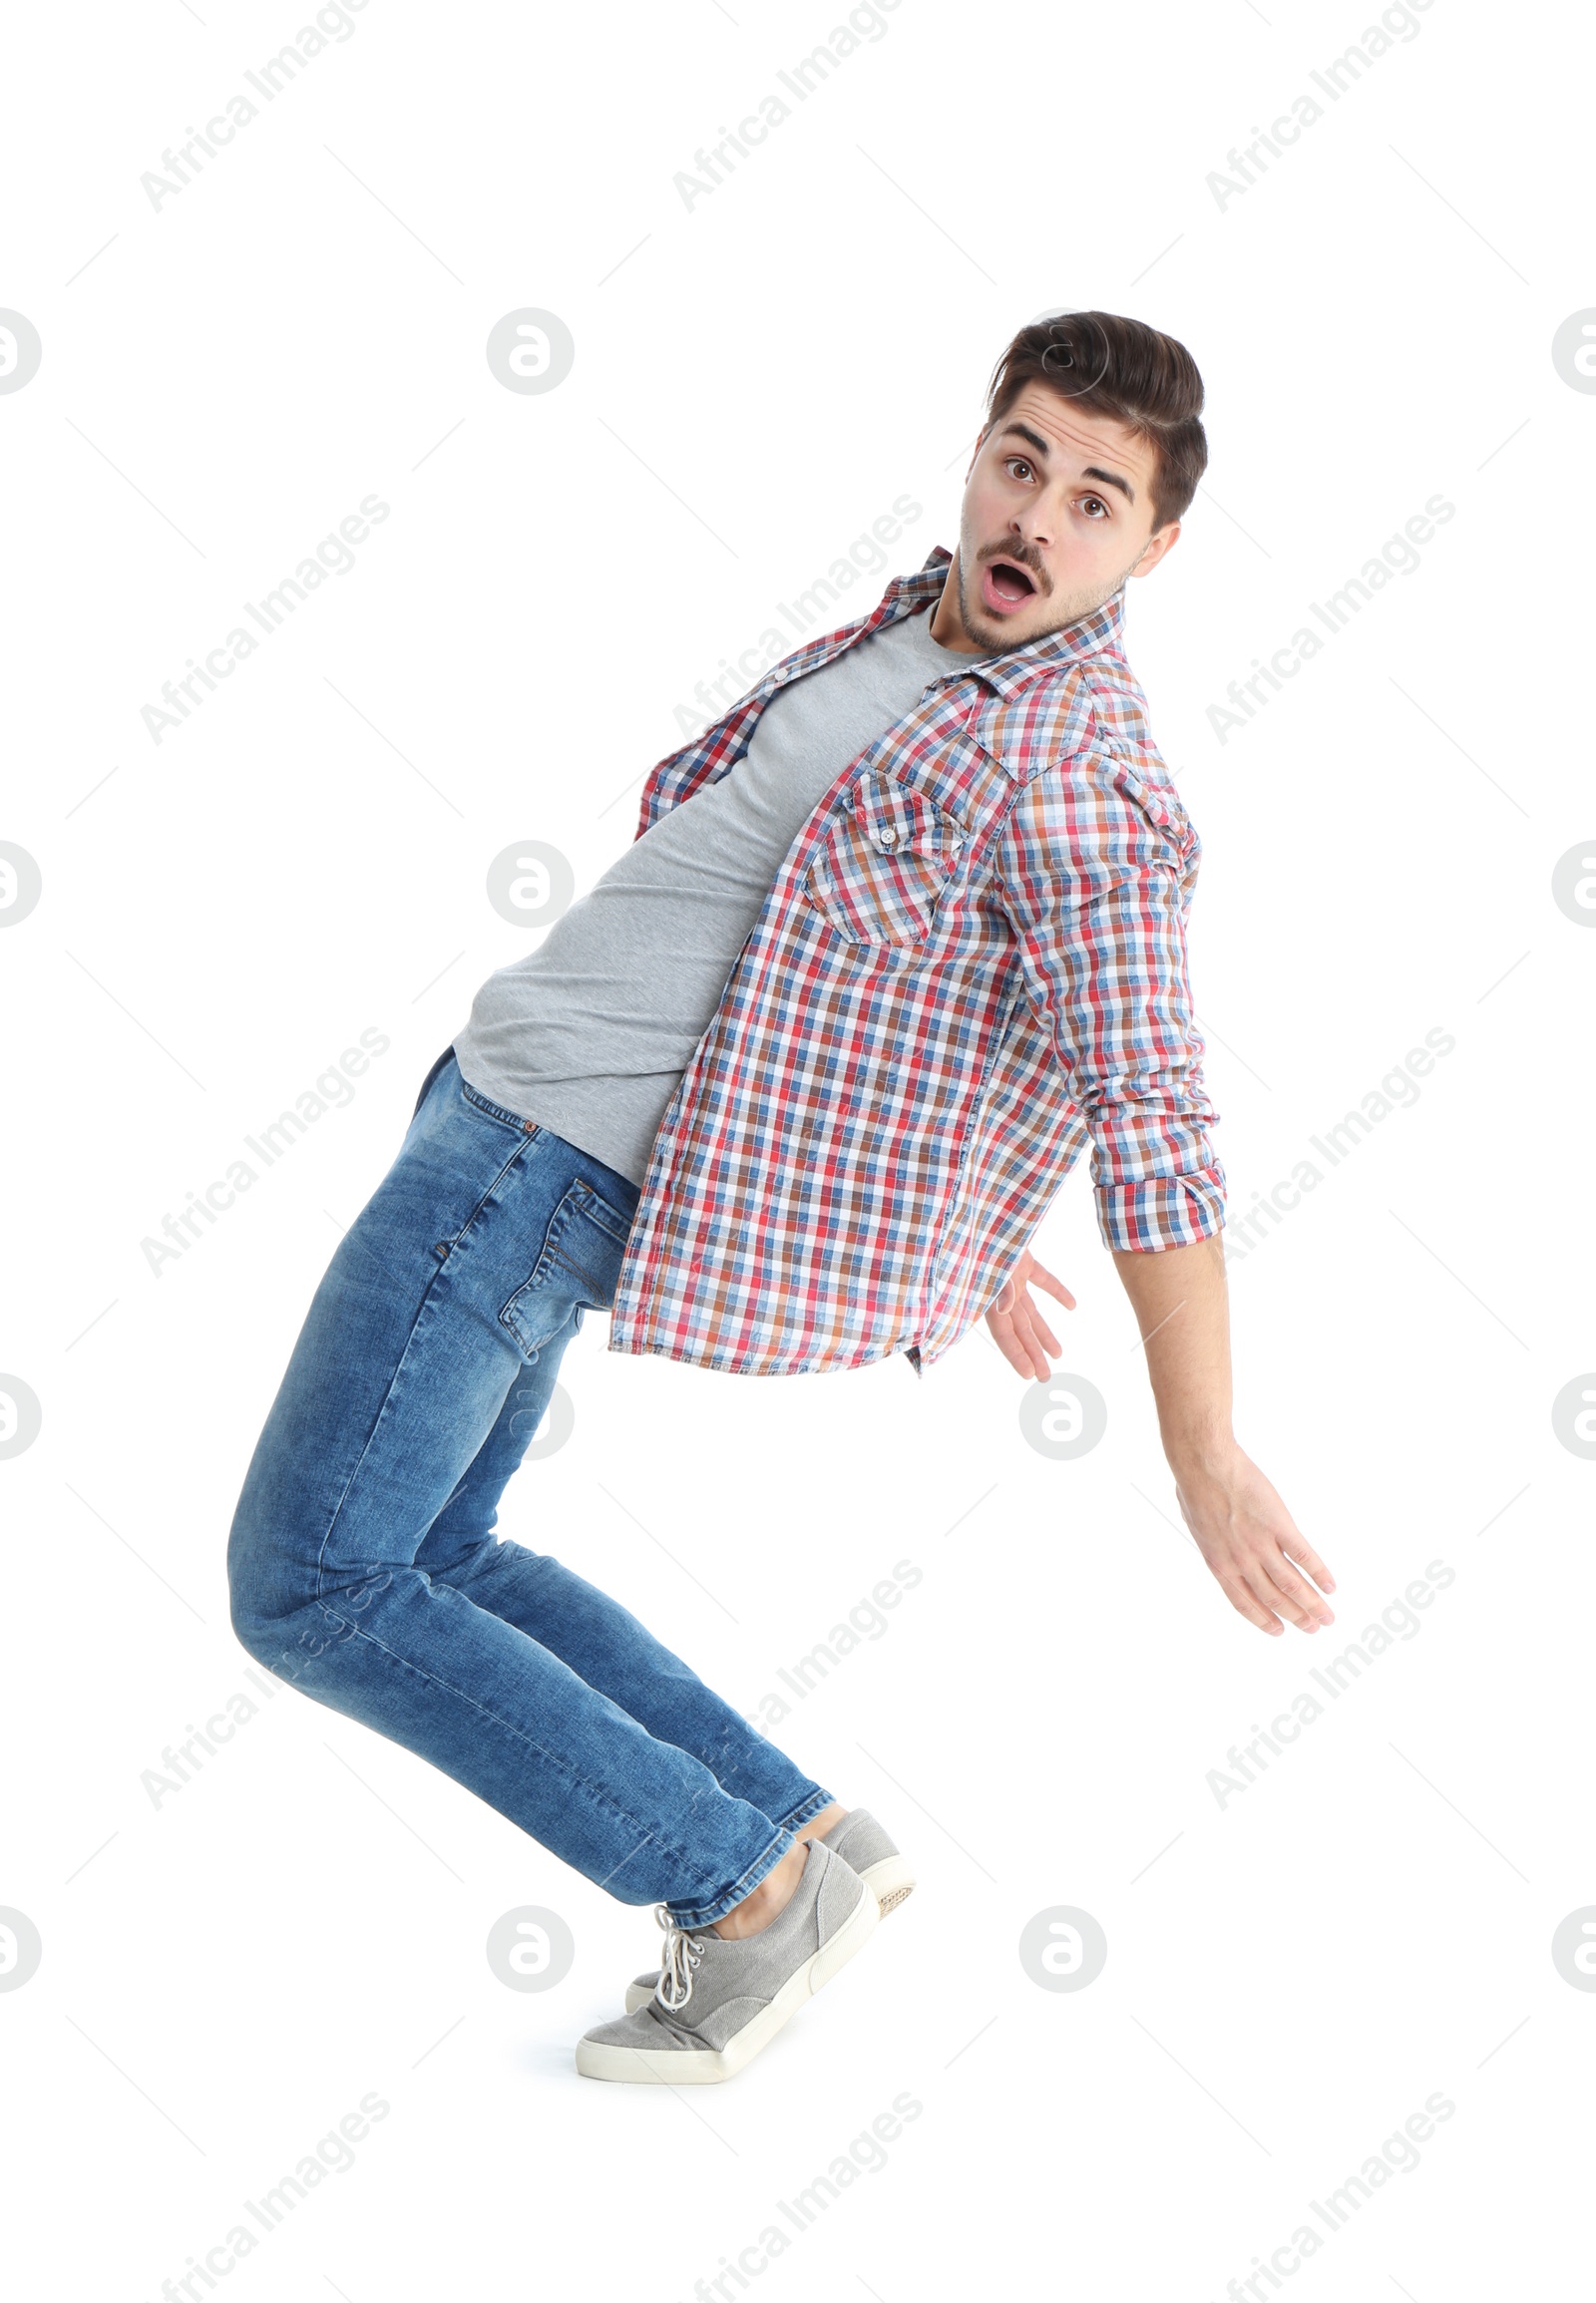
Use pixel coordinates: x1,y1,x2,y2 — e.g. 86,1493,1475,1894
873,543,1127,697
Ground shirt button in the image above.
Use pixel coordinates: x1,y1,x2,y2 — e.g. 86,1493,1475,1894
879,831,898,847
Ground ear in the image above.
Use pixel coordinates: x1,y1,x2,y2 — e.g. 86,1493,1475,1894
965,425,990,480
1129,519,1181,577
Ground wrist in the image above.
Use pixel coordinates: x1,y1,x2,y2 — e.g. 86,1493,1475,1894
1164,1424,1238,1484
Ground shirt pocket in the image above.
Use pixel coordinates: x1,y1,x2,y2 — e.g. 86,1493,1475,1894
1116,758,1199,872
803,767,967,947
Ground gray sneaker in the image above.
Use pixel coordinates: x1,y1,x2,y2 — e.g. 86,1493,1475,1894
576,1838,878,2085
621,1807,913,2012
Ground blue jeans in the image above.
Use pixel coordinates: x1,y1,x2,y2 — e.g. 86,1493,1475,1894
226,1048,831,1928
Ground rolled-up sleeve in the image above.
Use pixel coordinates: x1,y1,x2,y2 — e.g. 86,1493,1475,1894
994,748,1227,1252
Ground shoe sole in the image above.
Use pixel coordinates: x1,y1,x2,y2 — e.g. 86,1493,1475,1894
619,1854,915,2013
578,1872,879,2085
863,1853,917,1918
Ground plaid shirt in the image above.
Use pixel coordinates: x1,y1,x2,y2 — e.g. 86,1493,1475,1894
604,543,1225,1378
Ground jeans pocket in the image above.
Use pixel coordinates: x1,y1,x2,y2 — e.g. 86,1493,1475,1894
458,1072,539,1135
499,1178,636,1358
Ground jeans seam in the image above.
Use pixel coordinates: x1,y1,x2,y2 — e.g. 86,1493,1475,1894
313,1276,471,1605
440,1133,538,1254
501,1187,630,1349
664,1822,798,1931
458,1075,539,1136
291,1602,743,1891
313,1145,541,1598
773,1788,835,1834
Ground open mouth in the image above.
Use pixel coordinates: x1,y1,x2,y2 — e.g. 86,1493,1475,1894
981,556,1038,613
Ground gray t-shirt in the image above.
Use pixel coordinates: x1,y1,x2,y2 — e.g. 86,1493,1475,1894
451,604,991,1186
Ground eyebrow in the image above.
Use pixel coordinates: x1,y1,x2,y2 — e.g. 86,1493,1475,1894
997,422,1137,508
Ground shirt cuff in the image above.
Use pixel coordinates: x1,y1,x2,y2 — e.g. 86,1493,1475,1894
1094,1164,1228,1253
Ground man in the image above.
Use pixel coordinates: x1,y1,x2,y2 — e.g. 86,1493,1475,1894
227,310,1335,2088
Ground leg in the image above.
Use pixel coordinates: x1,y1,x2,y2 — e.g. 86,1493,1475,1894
226,1053,817,1927
414,1375,832,1840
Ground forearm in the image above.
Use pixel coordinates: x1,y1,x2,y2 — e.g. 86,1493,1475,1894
991,1223,1331,1634
1110,1230,1234,1474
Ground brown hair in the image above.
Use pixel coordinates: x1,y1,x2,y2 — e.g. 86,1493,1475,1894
984,310,1208,532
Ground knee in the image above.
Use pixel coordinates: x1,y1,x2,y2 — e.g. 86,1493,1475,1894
227,1570,333,1700
226,1521,304,1669
416,1528,505,1588
227,1571,280,1672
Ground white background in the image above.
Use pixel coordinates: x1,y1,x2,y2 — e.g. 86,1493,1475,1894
2,0,1592,2296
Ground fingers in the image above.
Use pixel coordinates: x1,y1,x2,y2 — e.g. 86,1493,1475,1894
1222,1551,1334,1636
1254,1556,1331,1632
1013,1304,1063,1378
1221,1573,1288,1635
983,1301,1030,1378
998,1313,1046,1380
1279,1529,1336,1595
996,1330,1037,1380
1185,1457,1335,1638
1252,1518,1337,1632
988,1277,1075,1380
1027,1259,1078,1310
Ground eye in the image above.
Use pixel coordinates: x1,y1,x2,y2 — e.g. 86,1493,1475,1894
1079,496,1109,519
1003,457,1035,483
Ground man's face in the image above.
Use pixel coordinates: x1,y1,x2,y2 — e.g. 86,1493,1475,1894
930,380,1181,654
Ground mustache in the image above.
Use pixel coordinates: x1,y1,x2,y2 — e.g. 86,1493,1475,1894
978,540,1050,593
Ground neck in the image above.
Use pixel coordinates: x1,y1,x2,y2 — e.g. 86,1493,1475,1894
926,555,988,654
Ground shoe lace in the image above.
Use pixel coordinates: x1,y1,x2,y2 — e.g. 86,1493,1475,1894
653,1904,705,2011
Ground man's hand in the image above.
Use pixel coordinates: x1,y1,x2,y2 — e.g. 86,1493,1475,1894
1110,1233,1337,1638
987,1233,1335,1637
985,1248,1077,1379
1172,1439,1336,1638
